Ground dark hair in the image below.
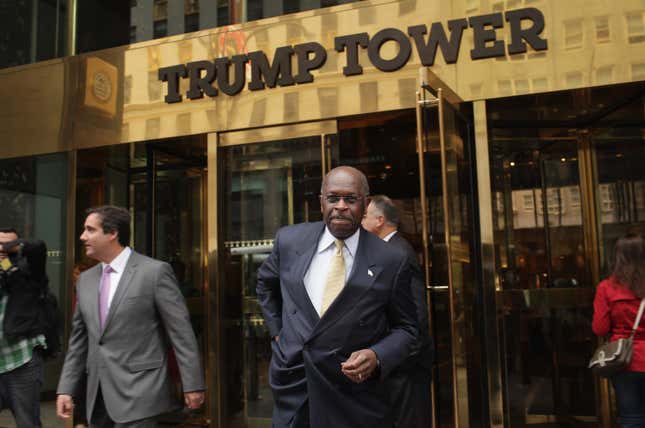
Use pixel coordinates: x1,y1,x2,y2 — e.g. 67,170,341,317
0,227,19,236
370,195,400,227
613,234,645,298
86,206,131,247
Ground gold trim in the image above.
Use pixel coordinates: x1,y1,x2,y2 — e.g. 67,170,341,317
578,133,610,427
218,121,337,147
206,132,220,426
199,155,210,425
414,86,437,428
321,135,327,177
64,149,76,352
419,67,463,105
66,0,76,56
437,88,462,427
64,150,76,428
474,100,505,428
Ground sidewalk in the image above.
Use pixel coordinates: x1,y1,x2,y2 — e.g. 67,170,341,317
0,400,63,428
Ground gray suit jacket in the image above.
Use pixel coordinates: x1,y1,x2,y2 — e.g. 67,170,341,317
57,250,205,423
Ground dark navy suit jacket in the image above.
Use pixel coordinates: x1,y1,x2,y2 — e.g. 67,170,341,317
257,222,418,428
388,232,434,373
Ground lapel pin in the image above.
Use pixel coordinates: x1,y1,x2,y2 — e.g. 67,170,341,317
368,269,374,277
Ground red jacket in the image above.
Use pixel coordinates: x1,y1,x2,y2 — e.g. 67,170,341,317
592,277,645,372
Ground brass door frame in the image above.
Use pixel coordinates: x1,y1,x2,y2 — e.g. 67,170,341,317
579,131,613,428
416,68,505,427
416,67,470,427
473,100,505,428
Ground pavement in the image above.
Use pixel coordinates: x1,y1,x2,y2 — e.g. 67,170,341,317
0,400,65,428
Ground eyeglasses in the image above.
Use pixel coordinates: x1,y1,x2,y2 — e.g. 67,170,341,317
323,194,363,205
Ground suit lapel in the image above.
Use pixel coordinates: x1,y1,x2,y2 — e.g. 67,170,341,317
288,224,324,327
308,228,382,341
86,264,103,333
100,251,139,337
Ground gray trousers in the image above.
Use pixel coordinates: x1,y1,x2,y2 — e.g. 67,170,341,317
90,386,157,428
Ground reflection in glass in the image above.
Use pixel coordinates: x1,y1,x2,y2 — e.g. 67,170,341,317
219,136,324,428
595,140,645,277
0,0,68,69
491,138,596,426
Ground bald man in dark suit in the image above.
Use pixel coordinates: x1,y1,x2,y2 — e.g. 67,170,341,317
257,167,418,428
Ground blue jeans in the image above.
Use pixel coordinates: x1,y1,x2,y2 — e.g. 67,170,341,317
0,349,43,428
612,370,645,428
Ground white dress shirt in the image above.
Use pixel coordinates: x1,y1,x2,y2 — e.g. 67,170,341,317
304,227,360,316
382,230,397,242
102,246,132,309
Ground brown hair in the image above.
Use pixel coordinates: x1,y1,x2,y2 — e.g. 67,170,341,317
613,234,645,298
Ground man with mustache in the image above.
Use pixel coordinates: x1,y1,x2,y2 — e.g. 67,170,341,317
257,166,418,428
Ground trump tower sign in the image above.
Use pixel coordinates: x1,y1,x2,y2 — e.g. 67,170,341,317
158,7,547,104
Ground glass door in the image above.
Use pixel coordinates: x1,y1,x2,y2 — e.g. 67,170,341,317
490,139,596,426
129,138,208,425
415,69,481,427
486,82,645,427
216,123,335,428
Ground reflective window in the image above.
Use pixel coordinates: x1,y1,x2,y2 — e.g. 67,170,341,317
564,18,584,49
0,0,68,69
487,81,645,426
595,15,611,43
626,11,645,44
77,0,361,54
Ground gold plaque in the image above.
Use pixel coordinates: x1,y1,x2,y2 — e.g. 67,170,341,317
84,56,118,117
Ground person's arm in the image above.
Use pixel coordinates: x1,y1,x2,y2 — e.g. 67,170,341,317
256,230,283,339
1,239,47,280
56,286,88,417
343,256,418,382
407,253,428,355
155,262,205,403
592,281,611,337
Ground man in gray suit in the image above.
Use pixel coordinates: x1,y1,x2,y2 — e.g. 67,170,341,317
56,206,205,427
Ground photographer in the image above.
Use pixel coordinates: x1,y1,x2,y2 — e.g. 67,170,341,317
0,227,48,427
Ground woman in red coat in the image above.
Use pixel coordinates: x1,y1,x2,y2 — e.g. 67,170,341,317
593,234,645,428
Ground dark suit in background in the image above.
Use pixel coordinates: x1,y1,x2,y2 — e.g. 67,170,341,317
387,231,433,428
256,222,418,428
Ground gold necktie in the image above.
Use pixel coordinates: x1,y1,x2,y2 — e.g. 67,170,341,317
321,239,346,314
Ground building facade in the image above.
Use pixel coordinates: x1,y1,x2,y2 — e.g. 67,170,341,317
2,0,645,426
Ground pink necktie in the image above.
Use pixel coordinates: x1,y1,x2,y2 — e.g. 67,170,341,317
99,265,113,329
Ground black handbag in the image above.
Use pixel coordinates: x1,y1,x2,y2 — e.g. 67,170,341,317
589,298,645,377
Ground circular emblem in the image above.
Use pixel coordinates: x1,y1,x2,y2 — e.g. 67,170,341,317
92,71,112,102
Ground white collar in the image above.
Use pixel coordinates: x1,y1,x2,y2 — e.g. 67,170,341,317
383,230,398,242
317,227,360,257
103,246,132,273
